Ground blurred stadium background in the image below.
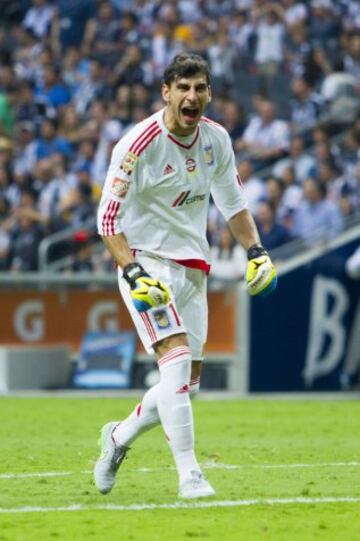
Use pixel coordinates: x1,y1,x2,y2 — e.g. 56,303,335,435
0,0,359,395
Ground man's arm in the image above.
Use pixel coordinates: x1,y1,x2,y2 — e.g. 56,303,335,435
228,208,261,250
101,232,135,269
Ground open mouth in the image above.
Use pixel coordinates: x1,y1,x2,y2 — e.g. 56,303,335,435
181,107,199,122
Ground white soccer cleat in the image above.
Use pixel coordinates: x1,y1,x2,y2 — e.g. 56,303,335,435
179,470,215,499
94,421,129,494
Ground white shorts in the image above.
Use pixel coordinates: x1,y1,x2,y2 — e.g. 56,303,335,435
118,252,208,360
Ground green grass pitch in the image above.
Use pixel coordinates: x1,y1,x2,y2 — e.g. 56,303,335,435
0,397,359,540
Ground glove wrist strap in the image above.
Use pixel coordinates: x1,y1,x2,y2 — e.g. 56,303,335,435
247,244,268,260
123,263,149,288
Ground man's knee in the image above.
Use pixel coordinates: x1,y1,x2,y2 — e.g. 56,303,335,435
154,333,188,359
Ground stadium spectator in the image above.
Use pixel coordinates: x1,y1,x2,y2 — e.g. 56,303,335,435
15,80,55,126
220,100,245,146
237,159,266,214
255,199,293,250
35,118,72,161
209,225,247,290
112,45,149,88
228,9,254,60
292,178,343,244
207,32,237,93
0,89,15,137
252,3,285,78
61,47,90,97
282,0,308,28
50,0,96,55
68,230,95,272
290,76,324,128
13,121,37,175
273,134,316,184
343,32,360,80
35,64,71,110
8,187,45,271
22,0,55,40
72,59,111,116
309,0,340,51
237,99,290,169
82,1,121,65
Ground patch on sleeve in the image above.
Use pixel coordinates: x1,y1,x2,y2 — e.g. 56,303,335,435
111,177,130,197
120,151,138,176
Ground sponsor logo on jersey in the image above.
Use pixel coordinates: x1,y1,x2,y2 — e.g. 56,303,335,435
204,145,214,166
120,151,137,175
111,177,129,197
153,309,171,329
163,163,175,175
185,157,196,174
172,190,206,207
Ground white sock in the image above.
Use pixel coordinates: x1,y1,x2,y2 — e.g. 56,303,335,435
112,384,160,447
157,346,201,484
112,372,201,448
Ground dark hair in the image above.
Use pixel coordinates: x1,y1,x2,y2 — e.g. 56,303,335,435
162,53,211,86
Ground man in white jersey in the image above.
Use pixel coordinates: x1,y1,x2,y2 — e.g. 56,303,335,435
94,53,277,499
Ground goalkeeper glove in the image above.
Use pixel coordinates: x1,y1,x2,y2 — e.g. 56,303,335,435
123,262,170,312
246,244,277,297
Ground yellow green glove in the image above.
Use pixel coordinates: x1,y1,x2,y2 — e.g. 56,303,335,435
123,263,170,312
246,244,277,297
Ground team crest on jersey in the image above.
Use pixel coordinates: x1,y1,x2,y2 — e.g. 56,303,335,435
153,309,171,329
120,151,137,175
111,177,129,197
185,157,196,174
204,145,214,166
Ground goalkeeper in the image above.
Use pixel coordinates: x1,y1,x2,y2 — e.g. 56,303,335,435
95,53,277,500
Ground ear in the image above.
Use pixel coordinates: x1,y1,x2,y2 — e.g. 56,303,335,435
208,86,212,104
161,83,170,103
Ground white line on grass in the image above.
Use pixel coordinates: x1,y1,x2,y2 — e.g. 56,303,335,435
0,496,360,514
1,461,360,480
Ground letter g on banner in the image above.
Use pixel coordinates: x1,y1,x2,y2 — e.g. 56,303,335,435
14,301,44,342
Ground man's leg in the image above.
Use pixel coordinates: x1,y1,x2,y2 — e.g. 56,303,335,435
111,359,202,446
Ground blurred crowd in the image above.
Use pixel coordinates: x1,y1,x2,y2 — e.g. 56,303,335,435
0,0,359,274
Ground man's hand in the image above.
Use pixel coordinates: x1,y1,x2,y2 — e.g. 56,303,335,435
246,244,277,297
123,262,170,311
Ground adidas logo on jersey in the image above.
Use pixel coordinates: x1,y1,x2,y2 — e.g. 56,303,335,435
163,164,175,175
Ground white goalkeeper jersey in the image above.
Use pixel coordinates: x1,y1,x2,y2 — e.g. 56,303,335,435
97,108,247,270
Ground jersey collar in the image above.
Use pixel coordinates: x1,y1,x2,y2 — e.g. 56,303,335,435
158,108,200,150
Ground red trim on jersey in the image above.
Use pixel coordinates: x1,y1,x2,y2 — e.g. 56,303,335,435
102,200,120,236
200,116,224,130
167,127,199,149
173,258,211,275
129,248,211,275
136,128,162,156
169,303,181,326
136,403,142,417
140,312,157,343
129,121,158,153
236,173,243,188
